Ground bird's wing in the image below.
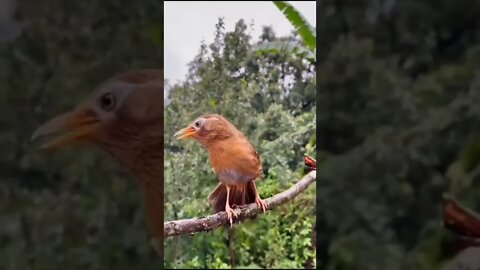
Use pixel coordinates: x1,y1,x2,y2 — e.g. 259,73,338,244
212,137,262,185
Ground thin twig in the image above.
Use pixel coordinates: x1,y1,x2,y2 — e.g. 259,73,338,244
164,170,316,238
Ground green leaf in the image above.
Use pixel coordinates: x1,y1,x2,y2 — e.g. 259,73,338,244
273,1,316,52
253,41,316,63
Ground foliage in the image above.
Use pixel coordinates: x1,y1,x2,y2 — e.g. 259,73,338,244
317,0,480,269
0,0,162,269
253,1,316,63
273,1,316,52
163,18,316,269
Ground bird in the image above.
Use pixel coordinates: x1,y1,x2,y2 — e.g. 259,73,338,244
174,114,267,227
30,69,163,258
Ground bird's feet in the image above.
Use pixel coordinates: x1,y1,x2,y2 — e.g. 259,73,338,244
225,204,238,227
255,197,267,212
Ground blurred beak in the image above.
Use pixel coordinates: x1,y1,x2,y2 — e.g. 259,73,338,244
174,126,196,140
31,109,100,150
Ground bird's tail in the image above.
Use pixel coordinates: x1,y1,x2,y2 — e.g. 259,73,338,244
208,181,257,215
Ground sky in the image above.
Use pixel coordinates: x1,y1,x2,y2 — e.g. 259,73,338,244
164,1,316,86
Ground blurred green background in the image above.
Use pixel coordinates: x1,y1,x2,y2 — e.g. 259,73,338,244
317,0,480,269
0,0,162,269
163,15,316,269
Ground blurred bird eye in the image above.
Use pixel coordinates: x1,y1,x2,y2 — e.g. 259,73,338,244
99,92,116,111
194,121,201,128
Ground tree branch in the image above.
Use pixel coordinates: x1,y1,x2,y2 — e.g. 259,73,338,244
441,247,480,270
164,170,316,238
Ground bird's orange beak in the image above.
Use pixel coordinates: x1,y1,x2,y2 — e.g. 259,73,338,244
174,126,196,140
31,108,100,150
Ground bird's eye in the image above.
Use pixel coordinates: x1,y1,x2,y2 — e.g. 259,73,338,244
194,121,201,128
99,92,116,111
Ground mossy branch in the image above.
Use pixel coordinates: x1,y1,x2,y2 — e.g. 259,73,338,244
164,170,316,238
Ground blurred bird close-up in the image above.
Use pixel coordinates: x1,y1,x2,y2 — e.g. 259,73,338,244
30,69,163,257
174,114,268,226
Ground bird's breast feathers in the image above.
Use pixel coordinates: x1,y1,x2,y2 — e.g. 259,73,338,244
209,137,262,185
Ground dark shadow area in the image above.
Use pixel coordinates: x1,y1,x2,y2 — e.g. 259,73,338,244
316,0,480,269
0,0,163,268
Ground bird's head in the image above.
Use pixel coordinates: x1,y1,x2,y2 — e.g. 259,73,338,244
31,69,163,153
174,114,236,147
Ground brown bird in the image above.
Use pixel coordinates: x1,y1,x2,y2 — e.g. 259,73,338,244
31,69,163,257
174,114,267,226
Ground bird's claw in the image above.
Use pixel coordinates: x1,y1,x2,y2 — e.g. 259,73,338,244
256,197,267,212
225,205,238,227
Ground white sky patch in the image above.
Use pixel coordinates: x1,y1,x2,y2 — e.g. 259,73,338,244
164,1,316,87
